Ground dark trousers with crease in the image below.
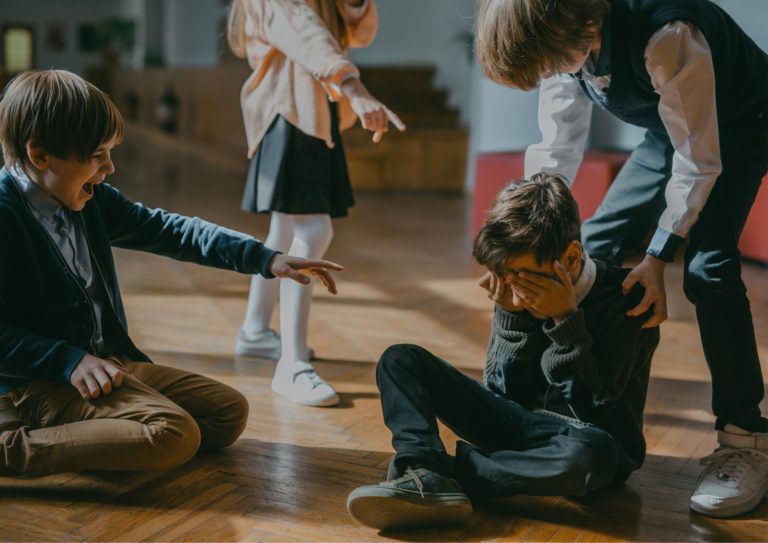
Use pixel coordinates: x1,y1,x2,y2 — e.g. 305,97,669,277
582,110,768,432
377,344,623,499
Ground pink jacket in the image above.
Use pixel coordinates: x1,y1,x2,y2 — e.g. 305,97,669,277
240,0,378,157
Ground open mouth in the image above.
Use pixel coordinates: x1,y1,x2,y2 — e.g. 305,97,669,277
82,183,95,196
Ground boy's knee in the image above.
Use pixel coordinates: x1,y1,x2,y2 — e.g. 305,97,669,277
684,249,742,302
146,409,201,470
378,344,431,374
200,387,249,450
563,430,619,493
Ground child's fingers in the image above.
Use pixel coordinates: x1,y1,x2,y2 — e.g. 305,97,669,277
296,259,344,271
508,280,538,301
386,107,406,131
509,275,544,296
282,267,311,286
493,274,504,300
517,272,554,289
478,271,492,289
110,367,124,388
313,269,338,295
488,273,497,292
621,270,640,294
626,291,654,317
641,303,668,328
94,367,112,395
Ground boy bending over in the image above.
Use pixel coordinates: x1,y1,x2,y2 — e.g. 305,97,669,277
0,70,341,476
347,174,659,530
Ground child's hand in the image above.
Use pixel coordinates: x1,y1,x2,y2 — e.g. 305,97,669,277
70,354,129,400
507,261,577,323
478,271,526,313
341,77,406,143
268,254,344,294
622,254,667,328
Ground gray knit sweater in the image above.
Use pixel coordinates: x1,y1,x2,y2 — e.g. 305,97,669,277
484,259,660,470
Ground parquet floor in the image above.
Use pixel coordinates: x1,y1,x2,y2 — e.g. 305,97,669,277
1,129,767,541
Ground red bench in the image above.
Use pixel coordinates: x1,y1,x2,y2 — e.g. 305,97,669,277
471,150,629,236
471,150,768,264
740,176,768,264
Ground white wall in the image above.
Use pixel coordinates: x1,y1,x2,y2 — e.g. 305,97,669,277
161,0,222,67
0,0,126,75
349,0,476,125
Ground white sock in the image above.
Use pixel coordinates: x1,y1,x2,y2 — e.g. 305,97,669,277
241,212,294,337
276,214,333,376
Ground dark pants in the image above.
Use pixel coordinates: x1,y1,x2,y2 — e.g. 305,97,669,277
377,344,622,499
582,116,768,432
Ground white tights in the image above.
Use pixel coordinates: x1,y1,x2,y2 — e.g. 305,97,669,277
242,212,333,371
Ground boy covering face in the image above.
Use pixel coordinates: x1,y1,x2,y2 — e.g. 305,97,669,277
347,174,659,531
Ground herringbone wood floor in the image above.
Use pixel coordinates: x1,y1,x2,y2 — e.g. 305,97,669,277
1,130,767,541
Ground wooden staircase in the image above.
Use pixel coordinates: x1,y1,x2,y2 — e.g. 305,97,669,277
344,66,468,191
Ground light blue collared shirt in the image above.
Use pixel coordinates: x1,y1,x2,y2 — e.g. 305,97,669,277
8,166,107,354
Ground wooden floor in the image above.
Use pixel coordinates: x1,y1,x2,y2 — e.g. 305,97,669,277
2,130,768,542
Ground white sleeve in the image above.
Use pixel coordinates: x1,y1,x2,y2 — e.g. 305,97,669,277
524,74,593,184
646,21,722,239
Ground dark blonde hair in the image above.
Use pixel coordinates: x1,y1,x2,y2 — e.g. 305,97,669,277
0,70,123,167
227,0,349,58
475,0,610,90
473,173,581,272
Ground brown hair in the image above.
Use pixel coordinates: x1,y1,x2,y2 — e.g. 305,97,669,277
0,70,123,167
473,173,581,272
228,0,349,59
475,0,610,90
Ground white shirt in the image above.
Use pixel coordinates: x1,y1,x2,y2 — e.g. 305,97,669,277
525,22,722,244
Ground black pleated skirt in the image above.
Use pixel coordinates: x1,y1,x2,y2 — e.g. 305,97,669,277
241,101,355,218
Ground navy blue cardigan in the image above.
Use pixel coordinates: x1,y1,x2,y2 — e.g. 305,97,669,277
0,169,277,393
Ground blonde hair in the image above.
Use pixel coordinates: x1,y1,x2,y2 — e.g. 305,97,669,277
475,0,609,90
0,70,123,167
228,0,349,58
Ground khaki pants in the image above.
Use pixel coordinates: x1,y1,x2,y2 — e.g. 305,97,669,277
0,361,248,476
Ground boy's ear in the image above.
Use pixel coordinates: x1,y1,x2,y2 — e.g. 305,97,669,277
25,141,50,171
563,240,583,271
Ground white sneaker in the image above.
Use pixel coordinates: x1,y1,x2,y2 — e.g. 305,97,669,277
271,363,339,407
691,442,768,518
235,328,315,360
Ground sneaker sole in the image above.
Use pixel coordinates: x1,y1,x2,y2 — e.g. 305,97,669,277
234,345,316,361
347,487,472,531
271,383,340,407
690,480,768,518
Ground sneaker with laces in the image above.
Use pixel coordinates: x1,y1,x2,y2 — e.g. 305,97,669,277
347,467,473,531
690,444,768,518
235,328,315,360
271,363,339,407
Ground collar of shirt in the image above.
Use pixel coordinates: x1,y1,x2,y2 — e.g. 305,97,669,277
7,165,68,227
575,14,613,80
574,253,598,305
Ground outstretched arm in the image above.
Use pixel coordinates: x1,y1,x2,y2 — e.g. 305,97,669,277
98,184,343,293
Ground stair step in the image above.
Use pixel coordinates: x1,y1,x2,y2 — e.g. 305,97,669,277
359,66,436,93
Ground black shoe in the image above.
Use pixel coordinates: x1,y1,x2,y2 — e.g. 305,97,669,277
347,467,473,531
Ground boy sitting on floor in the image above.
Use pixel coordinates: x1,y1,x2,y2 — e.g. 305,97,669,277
0,70,342,476
347,173,660,531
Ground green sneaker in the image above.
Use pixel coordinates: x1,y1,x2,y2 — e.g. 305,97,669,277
347,467,473,531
